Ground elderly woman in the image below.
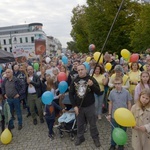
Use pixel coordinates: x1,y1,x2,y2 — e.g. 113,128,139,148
108,65,130,90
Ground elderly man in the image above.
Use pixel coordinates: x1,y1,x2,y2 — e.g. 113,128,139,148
2,69,24,130
26,66,44,125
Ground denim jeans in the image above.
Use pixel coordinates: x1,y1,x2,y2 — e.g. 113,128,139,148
94,93,104,115
7,98,22,127
110,118,126,146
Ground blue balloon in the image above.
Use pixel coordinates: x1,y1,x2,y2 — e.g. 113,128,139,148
0,66,2,74
41,91,54,104
62,56,68,65
58,81,68,94
83,62,90,72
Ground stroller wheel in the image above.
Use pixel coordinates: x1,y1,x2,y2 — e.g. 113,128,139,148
70,136,75,141
70,133,75,141
60,133,64,138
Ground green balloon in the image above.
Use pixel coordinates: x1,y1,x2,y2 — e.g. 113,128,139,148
112,128,127,145
33,63,39,71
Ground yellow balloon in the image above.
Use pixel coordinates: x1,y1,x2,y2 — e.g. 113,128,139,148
105,63,112,71
86,56,91,62
93,52,103,63
114,108,136,127
0,128,12,144
121,49,130,59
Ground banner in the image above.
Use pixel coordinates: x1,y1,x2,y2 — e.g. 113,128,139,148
35,40,46,55
12,44,35,63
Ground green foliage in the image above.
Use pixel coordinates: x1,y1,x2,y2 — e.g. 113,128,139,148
70,5,89,53
66,41,78,52
68,0,143,54
130,4,150,53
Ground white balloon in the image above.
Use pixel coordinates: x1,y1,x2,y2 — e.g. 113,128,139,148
45,57,51,63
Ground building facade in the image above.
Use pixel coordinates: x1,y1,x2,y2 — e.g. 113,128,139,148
0,23,62,59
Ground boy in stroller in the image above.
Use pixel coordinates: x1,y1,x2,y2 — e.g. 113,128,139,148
57,93,77,140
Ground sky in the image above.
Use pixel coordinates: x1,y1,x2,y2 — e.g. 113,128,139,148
0,0,86,48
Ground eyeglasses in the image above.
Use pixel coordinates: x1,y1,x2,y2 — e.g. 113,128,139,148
114,83,121,85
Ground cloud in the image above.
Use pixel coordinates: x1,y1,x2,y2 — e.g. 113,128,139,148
0,0,86,47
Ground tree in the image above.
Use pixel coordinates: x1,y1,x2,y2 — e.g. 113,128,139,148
69,0,141,54
70,5,89,53
130,4,150,53
86,0,141,54
66,41,78,52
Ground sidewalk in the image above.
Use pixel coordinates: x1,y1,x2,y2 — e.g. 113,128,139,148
0,113,133,150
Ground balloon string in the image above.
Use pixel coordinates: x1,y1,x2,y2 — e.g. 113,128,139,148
104,115,115,128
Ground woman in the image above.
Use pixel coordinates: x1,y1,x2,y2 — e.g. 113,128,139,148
128,62,141,99
108,65,130,90
93,65,109,120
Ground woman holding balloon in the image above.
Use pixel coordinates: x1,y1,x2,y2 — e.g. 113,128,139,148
131,88,150,150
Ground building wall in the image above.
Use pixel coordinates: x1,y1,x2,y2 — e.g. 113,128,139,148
0,23,62,58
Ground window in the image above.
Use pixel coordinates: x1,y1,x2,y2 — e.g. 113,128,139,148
31,37,34,43
25,37,28,43
4,47,7,51
9,39,11,44
3,39,6,45
20,38,22,43
10,47,12,52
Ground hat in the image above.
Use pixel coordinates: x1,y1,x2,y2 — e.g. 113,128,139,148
114,65,124,72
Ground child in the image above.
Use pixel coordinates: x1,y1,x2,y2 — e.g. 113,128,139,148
44,101,65,140
131,88,150,150
107,77,132,150
0,96,12,133
134,71,150,102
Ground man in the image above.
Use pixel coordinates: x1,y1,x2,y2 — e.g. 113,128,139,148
26,66,44,125
104,53,117,70
67,60,80,86
19,65,31,117
13,64,21,78
2,69,24,130
69,64,101,147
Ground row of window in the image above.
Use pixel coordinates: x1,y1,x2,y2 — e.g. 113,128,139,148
1,36,34,45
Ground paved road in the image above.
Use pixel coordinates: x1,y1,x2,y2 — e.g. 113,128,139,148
0,110,133,150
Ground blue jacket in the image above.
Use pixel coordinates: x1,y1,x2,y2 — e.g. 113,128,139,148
44,101,62,119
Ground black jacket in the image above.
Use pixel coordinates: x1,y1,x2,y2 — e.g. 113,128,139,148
69,74,100,107
27,74,42,98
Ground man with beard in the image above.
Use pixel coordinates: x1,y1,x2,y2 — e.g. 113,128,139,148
26,66,44,125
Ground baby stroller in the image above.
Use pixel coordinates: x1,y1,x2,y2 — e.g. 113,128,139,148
57,93,77,141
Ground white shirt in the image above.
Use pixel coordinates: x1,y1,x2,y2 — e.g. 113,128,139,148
28,76,36,93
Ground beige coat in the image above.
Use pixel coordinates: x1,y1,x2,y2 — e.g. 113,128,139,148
131,104,150,150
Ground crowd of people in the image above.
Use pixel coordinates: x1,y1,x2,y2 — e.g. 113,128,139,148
0,51,150,150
